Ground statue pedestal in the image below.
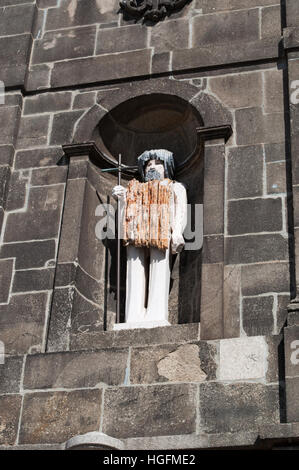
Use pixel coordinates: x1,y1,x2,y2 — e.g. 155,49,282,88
114,320,171,330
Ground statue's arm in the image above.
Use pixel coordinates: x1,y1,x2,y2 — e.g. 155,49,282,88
171,182,188,254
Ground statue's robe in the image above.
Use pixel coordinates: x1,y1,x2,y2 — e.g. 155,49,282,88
123,178,173,251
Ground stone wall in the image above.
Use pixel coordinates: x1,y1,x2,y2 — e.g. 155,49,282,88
0,0,299,449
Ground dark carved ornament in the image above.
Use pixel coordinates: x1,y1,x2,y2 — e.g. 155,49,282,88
120,0,191,22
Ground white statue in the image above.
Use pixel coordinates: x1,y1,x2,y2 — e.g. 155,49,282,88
112,149,187,329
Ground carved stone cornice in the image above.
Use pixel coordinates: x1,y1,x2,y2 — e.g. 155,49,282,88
119,0,191,22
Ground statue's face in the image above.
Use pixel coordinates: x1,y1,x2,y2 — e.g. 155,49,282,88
145,159,165,181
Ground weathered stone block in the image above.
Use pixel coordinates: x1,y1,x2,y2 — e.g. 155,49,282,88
50,110,83,146
243,296,274,336
75,265,102,305
15,147,61,169
150,19,189,53
286,377,299,422
193,9,259,47
0,145,14,166
225,234,288,264
264,69,284,114
227,145,263,199
103,384,197,438
0,356,23,394
24,349,128,389
199,382,280,433
241,262,290,296
97,24,147,55
0,34,32,87
236,107,285,145
293,186,299,228
261,6,281,39
265,334,283,383
173,38,279,72
71,289,104,342
45,0,119,30
0,4,35,35
286,0,299,28
0,258,14,303
202,235,223,264
25,64,51,91
203,145,224,235
195,0,278,14
0,395,22,445
267,162,287,194
55,263,77,287
70,323,200,352
17,115,50,149
47,287,73,353
0,106,20,145
227,198,283,235
284,26,299,49
51,49,152,88
58,178,86,264
4,185,64,242
19,389,102,444
31,166,67,186
200,263,223,340
32,26,96,64
209,72,263,109
0,240,56,270
264,142,285,163
0,293,48,354
219,336,268,381
223,265,240,338
236,108,284,145
73,91,96,109
24,92,72,115
13,268,55,293
276,295,289,332
5,170,29,212
152,52,171,74
37,0,57,7
130,343,207,384
0,165,9,208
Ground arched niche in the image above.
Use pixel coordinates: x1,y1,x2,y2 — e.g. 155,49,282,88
95,93,204,326
47,79,233,351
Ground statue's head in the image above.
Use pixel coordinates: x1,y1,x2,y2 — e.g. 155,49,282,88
137,149,175,182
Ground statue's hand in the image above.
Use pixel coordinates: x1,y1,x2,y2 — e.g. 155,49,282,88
171,232,185,254
112,185,127,201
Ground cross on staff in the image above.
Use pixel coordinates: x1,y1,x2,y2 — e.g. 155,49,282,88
101,155,137,324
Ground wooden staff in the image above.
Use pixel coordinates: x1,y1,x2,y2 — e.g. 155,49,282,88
101,154,122,324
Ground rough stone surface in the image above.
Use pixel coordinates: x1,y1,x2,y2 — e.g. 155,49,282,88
219,337,268,381
0,293,48,355
0,356,23,394
209,72,263,109
0,395,22,445
130,343,207,384
32,27,97,64
19,389,102,444
199,383,280,433
0,258,14,303
225,234,288,265
227,145,263,199
242,296,274,336
4,185,65,242
241,262,290,296
24,349,128,389
103,384,197,438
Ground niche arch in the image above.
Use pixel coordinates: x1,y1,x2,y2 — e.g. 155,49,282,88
48,79,233,351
